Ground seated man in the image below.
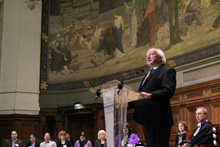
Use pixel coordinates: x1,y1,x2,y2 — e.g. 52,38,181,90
40,133,56,147
5,131,23,147
181,107,214,147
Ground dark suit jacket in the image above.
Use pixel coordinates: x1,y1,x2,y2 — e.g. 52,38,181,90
94,139,107,147
4,139,23,147
57,140,72,147
134,64,176,125
26,141,40,147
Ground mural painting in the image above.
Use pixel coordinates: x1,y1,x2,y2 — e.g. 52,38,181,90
41,0,220,90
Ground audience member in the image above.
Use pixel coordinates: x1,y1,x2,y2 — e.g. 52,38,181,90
66,133,74,146
5,131,23,147
122,124,133,146
94,130,107,147
74,132,92,147
116,124,139,147
40,133,56,147
57,131,72,147
26,134,40,147
175,121,188,147
181,107,214,147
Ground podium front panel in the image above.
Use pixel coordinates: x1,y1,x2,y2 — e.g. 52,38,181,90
103,88,115,147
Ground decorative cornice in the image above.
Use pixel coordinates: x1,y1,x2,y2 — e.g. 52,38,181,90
25,0,40,11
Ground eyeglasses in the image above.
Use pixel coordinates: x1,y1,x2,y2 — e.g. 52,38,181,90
195,113,203,116
178,124,184,127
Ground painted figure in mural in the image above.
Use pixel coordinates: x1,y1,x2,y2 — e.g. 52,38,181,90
65,21,78,34
50,34,73,75
82,16,91,29
136,8,151,47
112,13,125,57
124,0,139,47
183,0,205,27
85,38,93,51
207,6,220,32
155,0,169,47
64,26,77,49
94,24,105,40
93,24,109,49
143,0,158,46
156,0,168,27
75,33,86,50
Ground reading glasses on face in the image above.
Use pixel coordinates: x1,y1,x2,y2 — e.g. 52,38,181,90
195,113,203,116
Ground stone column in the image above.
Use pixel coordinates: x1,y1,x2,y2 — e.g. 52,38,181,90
0,0,41,115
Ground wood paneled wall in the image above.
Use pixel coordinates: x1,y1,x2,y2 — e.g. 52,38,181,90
0,79,220,147
169,78,220,146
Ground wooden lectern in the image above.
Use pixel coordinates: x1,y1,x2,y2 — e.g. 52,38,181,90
90,80,139,147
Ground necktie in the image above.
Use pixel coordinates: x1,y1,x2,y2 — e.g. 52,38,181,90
142,68,155,85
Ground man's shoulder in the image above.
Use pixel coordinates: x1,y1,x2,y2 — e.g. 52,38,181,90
205,121,213,128
160,64,175,70
158,64,176,73
16,139,22,144
50,140,56,144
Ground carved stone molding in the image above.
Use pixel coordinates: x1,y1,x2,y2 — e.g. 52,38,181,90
25,0,40,11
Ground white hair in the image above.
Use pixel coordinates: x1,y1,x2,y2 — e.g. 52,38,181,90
197,107,208,115
148,48,166,64
97,130,106,139
156,49,166,64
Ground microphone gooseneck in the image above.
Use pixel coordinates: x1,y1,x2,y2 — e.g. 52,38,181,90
117,69,144,95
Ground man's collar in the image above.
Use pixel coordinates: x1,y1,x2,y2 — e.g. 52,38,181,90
45,140,50,143
201,119,208,125
151,63,163,70
12,139,17,142
198,120,207,127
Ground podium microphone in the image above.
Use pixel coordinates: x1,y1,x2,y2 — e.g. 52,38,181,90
117,79,124,94
95,87,101,100
117,69,144,95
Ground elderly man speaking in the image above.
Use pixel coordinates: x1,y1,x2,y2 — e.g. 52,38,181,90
134,48,176,147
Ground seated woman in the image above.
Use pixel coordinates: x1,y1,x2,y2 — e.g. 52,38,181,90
116,124,139,147
74,132,92,147
57,130,72,147
94,130,107,147
176,121,188,147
